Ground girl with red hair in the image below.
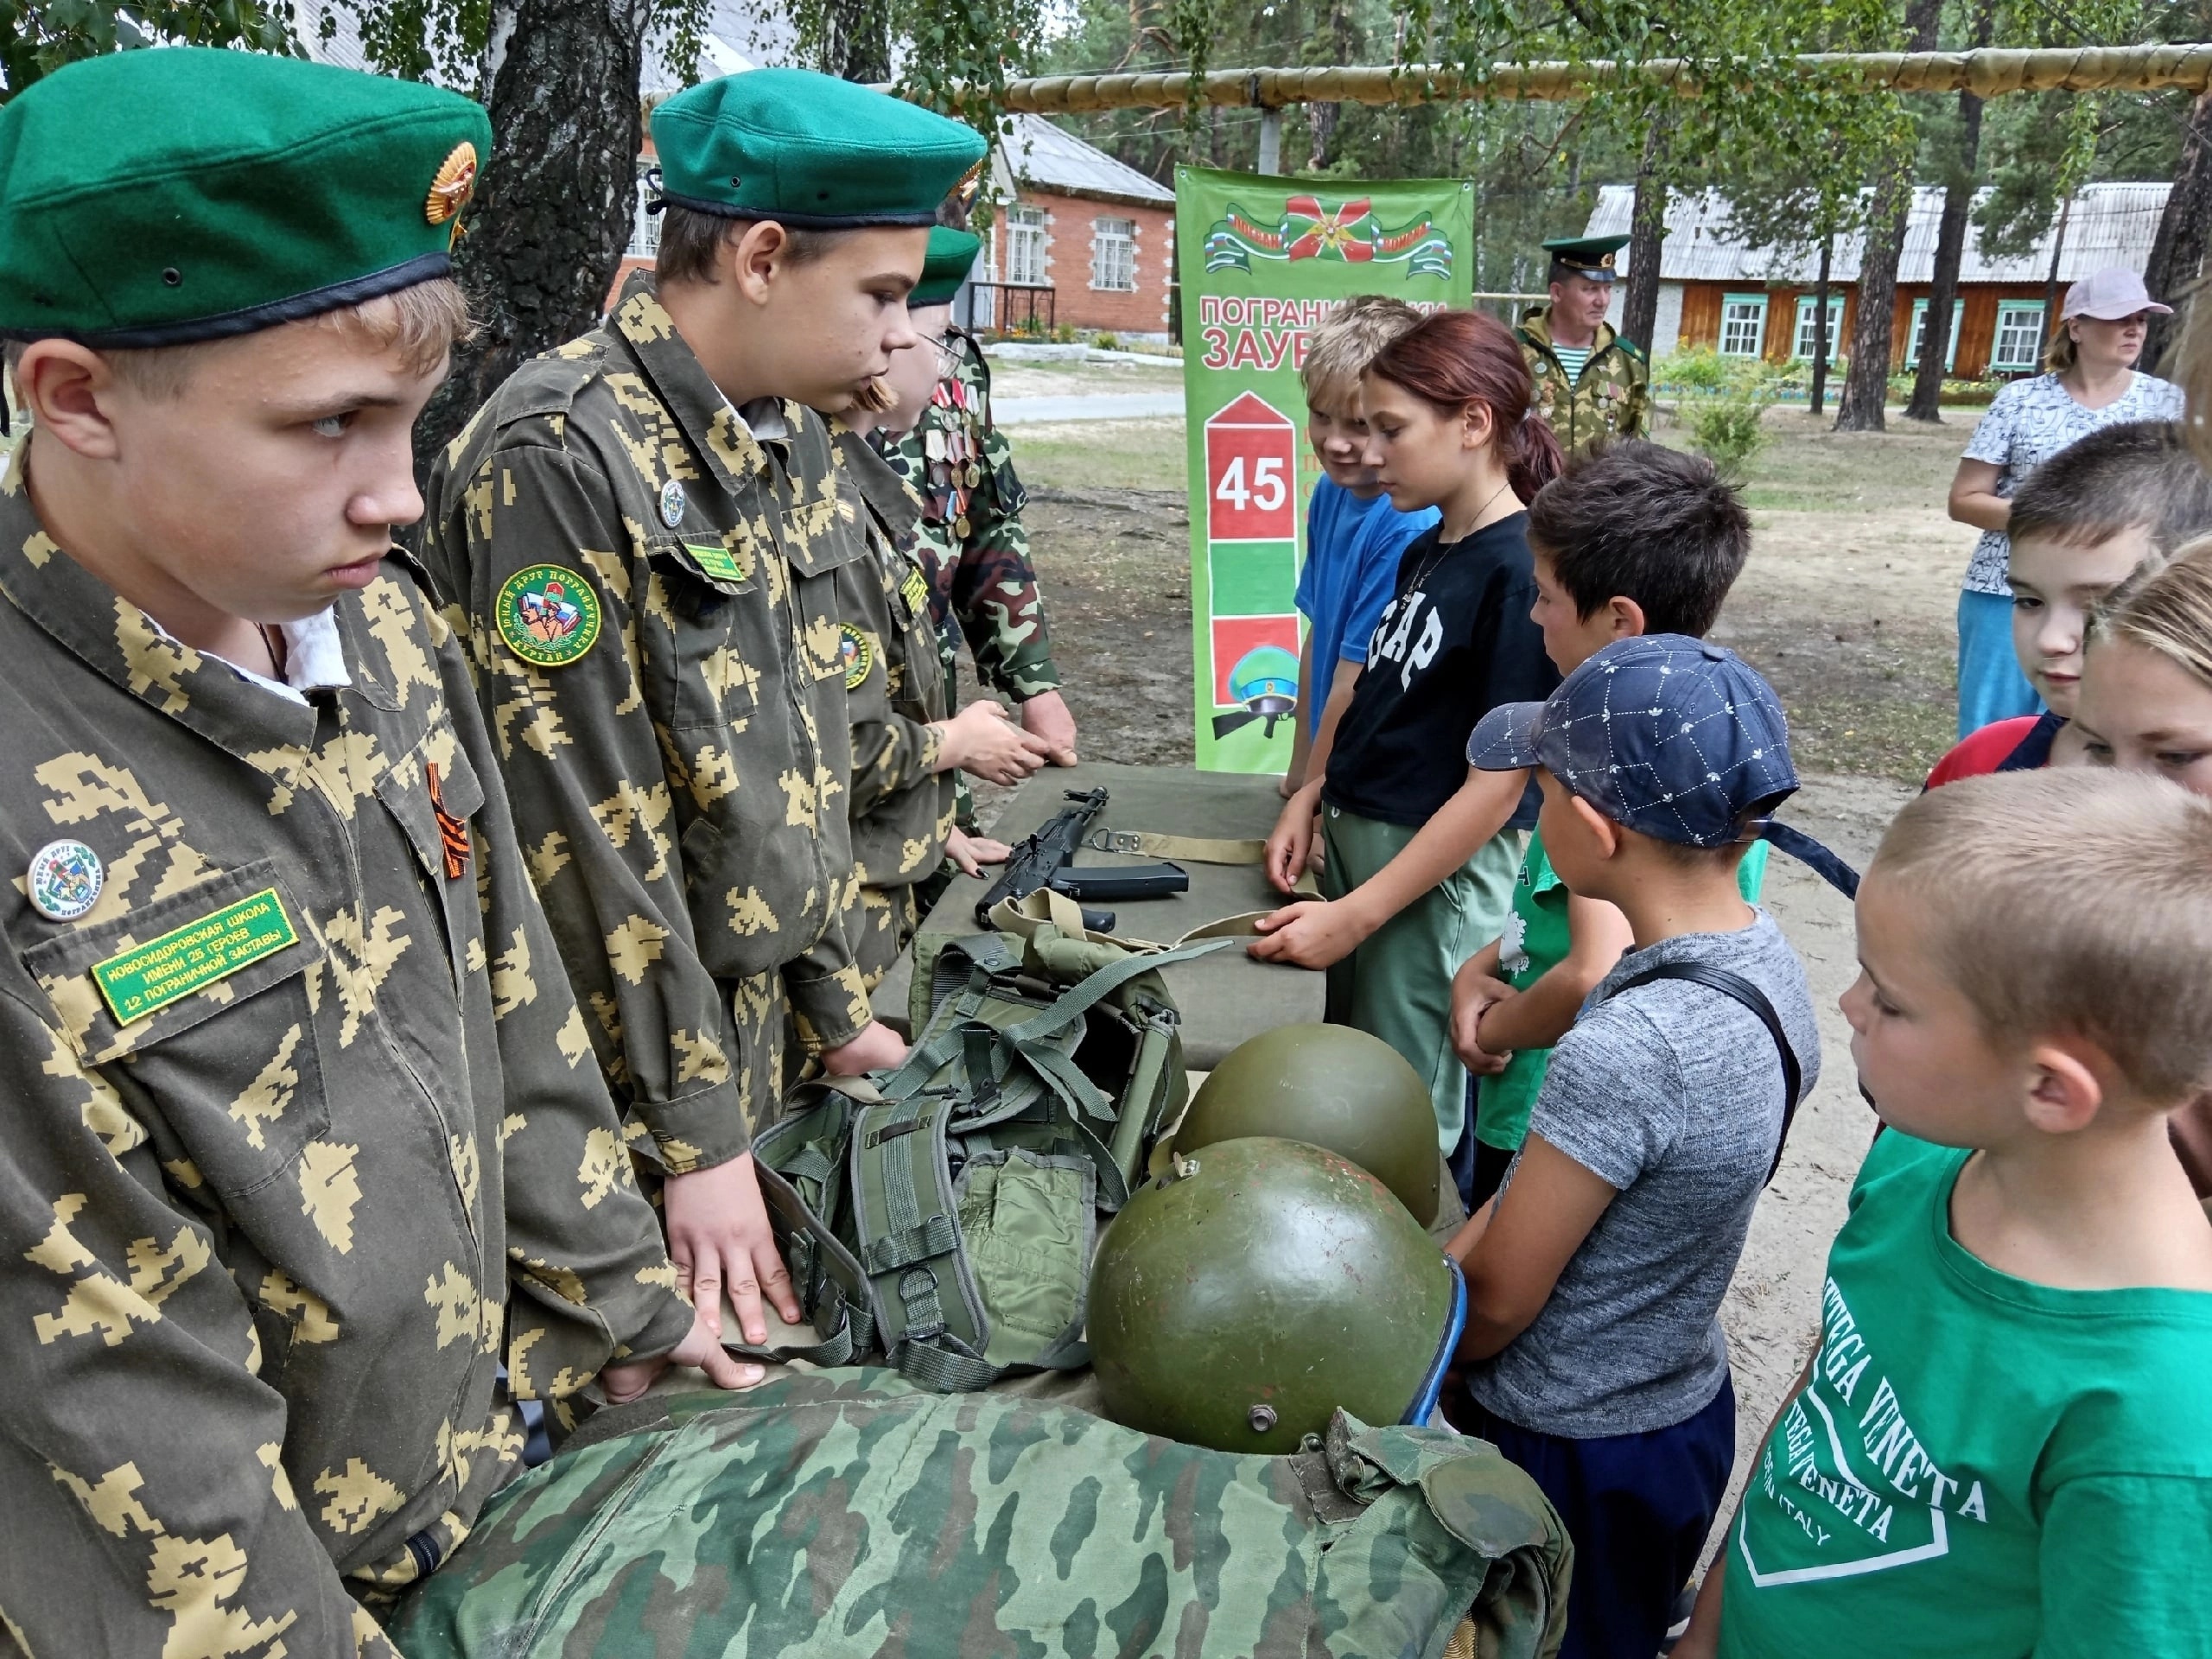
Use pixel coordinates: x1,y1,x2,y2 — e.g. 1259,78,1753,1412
1255,308,1563,1175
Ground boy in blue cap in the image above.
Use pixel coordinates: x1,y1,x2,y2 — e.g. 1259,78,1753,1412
1445,634,1821,1659
0,47,736,1654
424,70,988,1359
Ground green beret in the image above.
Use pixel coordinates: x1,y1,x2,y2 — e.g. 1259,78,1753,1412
1542,233,1630,283
651,68,987,230
911,228,982,307
0,48,490,347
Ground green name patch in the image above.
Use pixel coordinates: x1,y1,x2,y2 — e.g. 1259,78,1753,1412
92,887,298,1025
683,540,749,585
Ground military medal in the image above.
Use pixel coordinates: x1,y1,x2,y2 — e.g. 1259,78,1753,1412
26,838,102,922
494,563,603,668
659,478,686,528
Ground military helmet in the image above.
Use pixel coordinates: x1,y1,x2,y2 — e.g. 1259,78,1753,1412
1177,1024,1440,1225
1089,1136,1465,1454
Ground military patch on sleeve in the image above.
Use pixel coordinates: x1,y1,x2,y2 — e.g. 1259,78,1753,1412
900,567,929,619
838,622,874,690
495,563,601,668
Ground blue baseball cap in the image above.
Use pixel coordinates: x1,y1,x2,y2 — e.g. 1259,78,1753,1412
1467,634,1798,848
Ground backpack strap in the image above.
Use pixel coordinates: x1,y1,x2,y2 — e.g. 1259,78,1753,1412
1606,961,1805,1185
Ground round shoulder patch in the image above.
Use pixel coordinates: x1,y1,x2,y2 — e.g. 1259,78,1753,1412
28,838,103,922
496,564,602,669
838,621,874,690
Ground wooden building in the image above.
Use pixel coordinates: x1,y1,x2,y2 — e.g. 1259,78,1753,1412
1584,183,2171,379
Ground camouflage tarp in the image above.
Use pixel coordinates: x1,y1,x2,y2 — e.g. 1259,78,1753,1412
389,1369,1571,1659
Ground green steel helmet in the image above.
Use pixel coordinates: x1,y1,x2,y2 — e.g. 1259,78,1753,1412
1179,1024,1440,1225
1088,1136,1465,1454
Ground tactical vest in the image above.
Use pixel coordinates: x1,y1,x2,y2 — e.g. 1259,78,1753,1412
741,926,1230,1391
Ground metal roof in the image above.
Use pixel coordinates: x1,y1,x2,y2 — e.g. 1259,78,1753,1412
1585,181,2171,286
1001,113,1175,207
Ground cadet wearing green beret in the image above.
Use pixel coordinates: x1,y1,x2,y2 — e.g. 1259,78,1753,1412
1516,232,1649,453
423,69,987,1347
874,226,1077,874
0,46,738,1655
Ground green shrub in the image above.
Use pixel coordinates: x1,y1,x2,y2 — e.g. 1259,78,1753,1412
1094,332,1120,351
1668,353,1786,480
1052,322,1077,343
1654,346,1733,392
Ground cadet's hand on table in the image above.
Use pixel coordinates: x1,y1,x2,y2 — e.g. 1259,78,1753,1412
1265,783,1323,893
1450,964,1516,1076
821,1019,907,1076
599,1307,766,1403
1018,690,1079,766
1246,897,1372,970
661,1153,801,1346
941,700,1052,785
945,827,1012,876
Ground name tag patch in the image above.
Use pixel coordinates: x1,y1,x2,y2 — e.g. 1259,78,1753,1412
92,887,298,1025
683,540,750,585
900,568,929,618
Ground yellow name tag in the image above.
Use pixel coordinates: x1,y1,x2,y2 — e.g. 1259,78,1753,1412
684,540,749,585
92,887,297,1025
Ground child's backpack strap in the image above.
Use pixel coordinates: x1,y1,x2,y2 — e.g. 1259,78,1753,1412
1606,961,1804,1185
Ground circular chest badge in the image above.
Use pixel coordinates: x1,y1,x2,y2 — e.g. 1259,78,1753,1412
28,838,103,921
496,564,602,669
838,622,874,690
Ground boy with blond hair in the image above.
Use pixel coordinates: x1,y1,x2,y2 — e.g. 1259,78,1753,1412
1681,768,2212,1658
1281,295,1439,795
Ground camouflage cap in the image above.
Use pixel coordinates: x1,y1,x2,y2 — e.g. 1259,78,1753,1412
650,68,987,229
0,48,490,346
910,227,982,307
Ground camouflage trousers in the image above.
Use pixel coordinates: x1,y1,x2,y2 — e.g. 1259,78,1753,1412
385,1368,1573,1659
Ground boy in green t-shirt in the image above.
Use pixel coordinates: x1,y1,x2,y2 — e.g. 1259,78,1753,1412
1448,441,1758,1205
1679,768,2212,1658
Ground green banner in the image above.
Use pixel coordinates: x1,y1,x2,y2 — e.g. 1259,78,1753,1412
1176,167,1474,773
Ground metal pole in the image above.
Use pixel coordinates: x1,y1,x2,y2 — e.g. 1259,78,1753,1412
1256,107,1283,173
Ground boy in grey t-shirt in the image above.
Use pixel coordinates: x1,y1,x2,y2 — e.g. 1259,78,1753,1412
1447,635,1822,1659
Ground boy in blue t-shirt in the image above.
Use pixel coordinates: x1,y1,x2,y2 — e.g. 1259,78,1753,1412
1281,296,1440,797
1678,769,2212,1659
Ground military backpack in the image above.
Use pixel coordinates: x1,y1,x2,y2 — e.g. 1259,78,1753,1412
741,926,1229,1391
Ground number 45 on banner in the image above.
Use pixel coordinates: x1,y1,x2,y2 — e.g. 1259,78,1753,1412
1206,392,1298,542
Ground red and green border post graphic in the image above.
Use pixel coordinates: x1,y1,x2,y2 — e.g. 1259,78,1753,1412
1176,166,1474,772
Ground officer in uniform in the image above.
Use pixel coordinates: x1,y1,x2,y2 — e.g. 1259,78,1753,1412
423,71,987,1350
1516,233,1650,453
874,238,1080,789
0,49,734,1652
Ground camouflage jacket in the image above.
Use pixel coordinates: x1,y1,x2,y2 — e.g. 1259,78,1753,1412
784,431,955,1044
390,1370,1573,1659
875,340,1061,702
1517,303,1650,453
0,443,690,1656
424,274,875,1167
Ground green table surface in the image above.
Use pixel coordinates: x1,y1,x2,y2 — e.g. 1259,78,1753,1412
871,762,1325,1067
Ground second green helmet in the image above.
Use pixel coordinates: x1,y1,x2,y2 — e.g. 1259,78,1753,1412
1177,1023,1440,1224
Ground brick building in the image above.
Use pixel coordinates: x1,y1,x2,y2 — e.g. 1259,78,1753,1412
1584,181,2171,380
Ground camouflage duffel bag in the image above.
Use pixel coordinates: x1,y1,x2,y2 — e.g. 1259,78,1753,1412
387,1369,1573,1659
741,929,1230,1393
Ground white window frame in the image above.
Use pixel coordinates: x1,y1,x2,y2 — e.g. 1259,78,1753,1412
1791,293,1844,362
1992,300,2048,373
1719,292,1769,359
1004,204,1047,287
1090,215,1136,291
1907,297,1965,373
626,167,660,258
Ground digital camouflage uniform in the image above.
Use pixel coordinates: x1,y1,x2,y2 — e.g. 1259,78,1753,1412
1516,302,1650,454
425,273,879,1160
876,340,1060,703
825,426,955,986
0,443,693,1656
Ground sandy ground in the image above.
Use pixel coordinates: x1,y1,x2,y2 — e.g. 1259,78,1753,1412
957,400,1980,1547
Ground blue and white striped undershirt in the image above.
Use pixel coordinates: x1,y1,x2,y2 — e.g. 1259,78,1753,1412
1550,344,1592,384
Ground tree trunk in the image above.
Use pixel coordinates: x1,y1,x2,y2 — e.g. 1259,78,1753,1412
813,0,893,82
1809,237,1834,415
2144,89,2212,372
1620,118,1669,354
1904,0,1989,421
1835,0,1942,433
415,0,654,472
2040,194,2072,362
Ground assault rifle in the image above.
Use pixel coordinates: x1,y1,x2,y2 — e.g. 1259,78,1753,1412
976,787,1189,932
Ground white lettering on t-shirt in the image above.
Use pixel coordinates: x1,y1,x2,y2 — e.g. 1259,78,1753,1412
1368,587,1445,691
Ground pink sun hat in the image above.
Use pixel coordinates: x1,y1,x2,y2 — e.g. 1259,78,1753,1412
2062,267,2172,321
